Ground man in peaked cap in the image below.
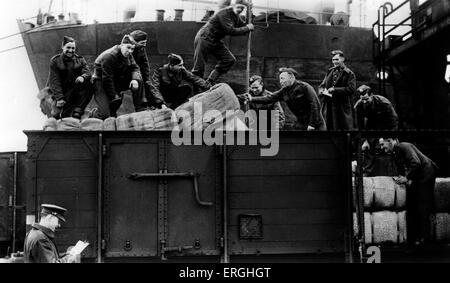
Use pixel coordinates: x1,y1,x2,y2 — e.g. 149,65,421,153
149,53,211,109
318,49,356,130
24,204,77,263
246,67,326,131
45,36,93,119
192,0,254,85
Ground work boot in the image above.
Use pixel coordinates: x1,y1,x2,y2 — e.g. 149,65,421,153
207,70,221,86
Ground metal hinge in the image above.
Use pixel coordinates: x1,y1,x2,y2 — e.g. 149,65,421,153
102,145,108,157
101,239,107,250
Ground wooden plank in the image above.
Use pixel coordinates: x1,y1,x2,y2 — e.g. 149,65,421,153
39,142,94,160
229,191,343,209
229,224,344,242
36,160,96,178
229,159,341,176
229,208,344,225
229,175,342,192
229,240,345,255
228,143,340,160
37,177,96,195
36,193,97,211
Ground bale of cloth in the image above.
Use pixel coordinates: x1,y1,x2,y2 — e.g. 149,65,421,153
80,118,103,131
43,118,58,131
116,110,154,131
152,108,178,130
56,117,81,131
175,83,240,131
103,117,117,131
434,178,450,211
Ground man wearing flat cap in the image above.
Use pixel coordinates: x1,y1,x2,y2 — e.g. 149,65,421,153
24,204,77,263
45,36,93,120
192,0,254,85
149,53,212,109
319,50,356,130
246,67,326,131
92,35,148,119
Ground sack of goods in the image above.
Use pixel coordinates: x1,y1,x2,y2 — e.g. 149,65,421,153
116,110,154,131
175,83,240,131
103,117,117,131
56,117,81,131
153,108,178,130
43,118,58,131
81,118,104,131
207,110,248,131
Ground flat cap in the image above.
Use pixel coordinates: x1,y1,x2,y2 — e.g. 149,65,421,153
331,50,345,57
168,53,183,65
41,204,67,222
279,67,299,78
357,84,372,95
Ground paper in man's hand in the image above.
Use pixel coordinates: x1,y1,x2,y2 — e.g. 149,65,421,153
69,240,89,256
322,88,332,97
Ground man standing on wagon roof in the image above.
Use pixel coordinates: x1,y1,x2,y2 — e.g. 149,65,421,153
192,0,254,85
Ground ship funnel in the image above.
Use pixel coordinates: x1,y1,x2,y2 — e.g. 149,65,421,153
123,5,137,22
156,9,165,21
174,9,184,21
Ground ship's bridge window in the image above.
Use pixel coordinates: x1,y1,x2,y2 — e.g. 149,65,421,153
445,54,450,83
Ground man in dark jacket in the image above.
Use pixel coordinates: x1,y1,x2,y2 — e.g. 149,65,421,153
237,75,285,129
130,30,154,106
192,0,254,84
24,204,76,263
354,85,398,131
355,85,399,176
319,50,356,130
46,36,93,119
149,54,211,109
92,35,147,119
380,138,439,245
246,68,326,130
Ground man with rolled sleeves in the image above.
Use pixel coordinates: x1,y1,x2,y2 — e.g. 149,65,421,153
92,35,147,119
246,68,326,131
319,50,356,130
379,138,439,246
149,54,211,109
192,0,254,85
46,36,93,119
24,204,77,263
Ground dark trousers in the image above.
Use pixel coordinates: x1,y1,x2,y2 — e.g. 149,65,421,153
192,35,236,82
162,84,193,110
93,79,146,120
408,176,436,243
56,80,93,118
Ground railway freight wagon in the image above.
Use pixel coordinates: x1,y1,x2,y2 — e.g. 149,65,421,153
21,130,353,263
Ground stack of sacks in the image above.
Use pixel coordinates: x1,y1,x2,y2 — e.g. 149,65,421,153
152,108,178,130
432,178,450,242
81,118,103,131
175,83,240,131
116,110,154,130
56,117,81,131
103,117,117,131
352,176,407,245
43,118,58,131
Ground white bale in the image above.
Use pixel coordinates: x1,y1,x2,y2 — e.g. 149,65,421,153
395,182,407,209
372,176,396,209
56,117,81,131
175,83,240,131
152,108,178,130
353,212,372,244
116,111,154,131
397,211,407,244
43,118,57,131
103,117,117,131
81,118,103,131
434,178,450,211
372,211,398,244
352,177,374,209
435,213,450,242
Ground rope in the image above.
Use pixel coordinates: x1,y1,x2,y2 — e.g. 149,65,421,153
0,45,25,54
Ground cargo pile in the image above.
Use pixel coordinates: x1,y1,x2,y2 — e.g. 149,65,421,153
42,83,246,132
353,177,450,244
